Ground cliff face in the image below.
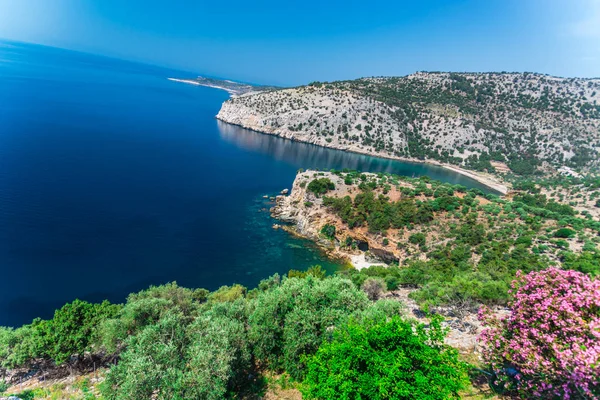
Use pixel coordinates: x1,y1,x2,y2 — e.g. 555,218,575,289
270,171,344,246
217,72,600,175
217,86,408,156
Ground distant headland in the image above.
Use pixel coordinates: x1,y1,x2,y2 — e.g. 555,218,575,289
168,76,279,96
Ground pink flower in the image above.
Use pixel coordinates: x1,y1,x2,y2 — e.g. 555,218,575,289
479,268,600,399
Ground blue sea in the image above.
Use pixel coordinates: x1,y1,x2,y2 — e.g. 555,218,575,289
0,41,493,326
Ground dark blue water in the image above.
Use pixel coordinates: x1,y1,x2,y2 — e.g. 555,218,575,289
0,41,494,326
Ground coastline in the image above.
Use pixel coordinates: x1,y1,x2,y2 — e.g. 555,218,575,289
275,223,355,269
272,170,502,271
167,78,241,96
216,117,509,195
168,77,270,97
172,76,508,194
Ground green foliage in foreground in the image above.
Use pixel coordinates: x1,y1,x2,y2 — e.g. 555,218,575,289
0,274,472,399
0,299,120,368
288,265,327,279
302,316,469,399
103,307,252,400
100,277,407,399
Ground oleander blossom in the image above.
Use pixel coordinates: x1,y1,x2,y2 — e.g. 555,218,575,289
479,268,600,399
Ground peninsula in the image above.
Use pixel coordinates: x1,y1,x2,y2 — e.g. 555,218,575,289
272,169,600,296
168,76,278,96
217,72,600,192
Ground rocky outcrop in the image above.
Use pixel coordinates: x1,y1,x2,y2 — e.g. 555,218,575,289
271,171,408,269
370,247,399,264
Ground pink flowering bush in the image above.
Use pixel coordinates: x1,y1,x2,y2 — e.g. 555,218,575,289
479,268,600,399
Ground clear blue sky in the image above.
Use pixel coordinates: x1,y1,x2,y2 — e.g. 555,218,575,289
0,0,598,85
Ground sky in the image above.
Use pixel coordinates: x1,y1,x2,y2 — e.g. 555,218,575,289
0,0,599,86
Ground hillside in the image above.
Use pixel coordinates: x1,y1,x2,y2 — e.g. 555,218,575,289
272,170,600,307
217,72,600,176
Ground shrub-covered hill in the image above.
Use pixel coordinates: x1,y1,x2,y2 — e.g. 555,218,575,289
217,72,600,175
272,170,600,308
0,275,473,400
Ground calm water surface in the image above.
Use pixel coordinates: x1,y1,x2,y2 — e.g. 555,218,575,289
0,41,493,326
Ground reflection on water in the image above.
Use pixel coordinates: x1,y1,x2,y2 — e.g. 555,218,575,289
217,121,498,193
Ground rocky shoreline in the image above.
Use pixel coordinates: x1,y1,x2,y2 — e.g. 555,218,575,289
271,171,407,269
216,107,509,195
216,73,600,188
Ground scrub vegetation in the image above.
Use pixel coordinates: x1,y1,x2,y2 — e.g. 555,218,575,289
0,277,470,399
1,265,598,399
285,170,600,311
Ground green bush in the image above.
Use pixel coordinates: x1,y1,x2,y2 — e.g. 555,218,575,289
515,235,533,247
0,327,13,363
408,232,427,247
302,316,469,399
0,299,120,367
47,299,121,364
102,299,253,400
102,311,189,399
288,265,327,279
0,378,8,394
554,227,576,238
361,277,387,301
320,224,336,239
209,284,247,303
307,178,335,196
248,276,369,380
98,282,200,353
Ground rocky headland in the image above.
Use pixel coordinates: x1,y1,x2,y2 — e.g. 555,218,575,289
272,171,392,269
271,170,488,269
272,169,597,270
168,76,279,96
218,72,600,191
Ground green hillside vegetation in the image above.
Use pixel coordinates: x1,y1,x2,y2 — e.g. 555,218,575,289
510,173,600,213
316,170,600,308
328,74,600,171
0,276,469,399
